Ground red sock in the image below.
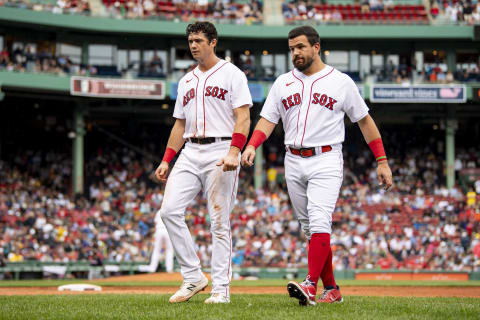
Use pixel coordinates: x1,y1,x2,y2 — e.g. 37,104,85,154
320,246,337,288
307,233,330,288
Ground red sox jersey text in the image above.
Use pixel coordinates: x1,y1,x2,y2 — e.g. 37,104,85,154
260,66,369,147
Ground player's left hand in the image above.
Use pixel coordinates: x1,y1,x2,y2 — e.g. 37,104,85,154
217,148,240,172
377,161,393,190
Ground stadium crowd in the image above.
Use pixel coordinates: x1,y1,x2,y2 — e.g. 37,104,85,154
0,44,168,77
2,42,479,83
1,130,480,273
2,0,91,15
105,0,263,24
282,0,429,24
371,61,480,84
430,0,480,25
4,0,480,25
0,44,97,76
1,0,263,24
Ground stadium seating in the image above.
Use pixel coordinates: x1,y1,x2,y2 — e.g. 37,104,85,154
283,3,429,25
1,132,479,272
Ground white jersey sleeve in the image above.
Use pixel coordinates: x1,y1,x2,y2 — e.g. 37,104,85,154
343,76,369,123
259,80,282,124
173,79,186,119
230,69,253,109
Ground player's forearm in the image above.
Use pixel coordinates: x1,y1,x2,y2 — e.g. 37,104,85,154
229,105,251,153
245,117,276,150
166,119,186,152
253,118,276,139
357,114,381,143
232,106,251,137
358,115,388,163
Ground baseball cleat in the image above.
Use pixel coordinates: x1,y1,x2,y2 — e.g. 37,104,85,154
168,274,209,303
287,279,317,306
204,293,230,304
317,286,343,303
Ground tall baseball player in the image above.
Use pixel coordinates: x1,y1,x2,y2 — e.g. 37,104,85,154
139,215,174,273
241,26,393,306
155,21,252,304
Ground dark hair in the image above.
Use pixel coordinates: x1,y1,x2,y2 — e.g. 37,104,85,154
186,22,218,43
288,26,320,46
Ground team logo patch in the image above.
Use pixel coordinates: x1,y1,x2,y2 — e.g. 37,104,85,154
282,93,302,111
183,88,195,107
312,93,337,111
205,86,228,101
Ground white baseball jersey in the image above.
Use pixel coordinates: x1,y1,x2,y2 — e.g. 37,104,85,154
260,65,368,148
174,59,253,138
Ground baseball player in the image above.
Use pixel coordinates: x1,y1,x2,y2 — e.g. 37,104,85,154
155,21,252,304
241,26,393,306
139,215,174,273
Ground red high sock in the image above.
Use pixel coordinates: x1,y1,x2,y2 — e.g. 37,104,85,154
307,233,330,288
320,246,337,288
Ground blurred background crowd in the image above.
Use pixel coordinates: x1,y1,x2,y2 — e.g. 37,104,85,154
1,126,479,272
1,42,479,83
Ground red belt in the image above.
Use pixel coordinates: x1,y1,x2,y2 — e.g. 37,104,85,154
288,145,332,158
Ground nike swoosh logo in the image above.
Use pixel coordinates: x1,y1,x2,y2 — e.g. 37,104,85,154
186,78,193,83
286,81,294,86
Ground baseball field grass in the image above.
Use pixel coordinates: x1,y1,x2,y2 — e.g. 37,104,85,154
1,278,479,319
1,293,479,320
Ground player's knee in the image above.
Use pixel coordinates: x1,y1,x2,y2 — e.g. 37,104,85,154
310,224,331,235
210,225,228,238
159,203,181,221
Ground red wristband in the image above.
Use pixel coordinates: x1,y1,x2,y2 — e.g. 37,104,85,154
162,147,177,164
247,130,267,150
368,138,387,162
231,132,247,150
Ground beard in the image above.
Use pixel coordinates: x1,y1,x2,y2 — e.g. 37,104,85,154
293,54,314,71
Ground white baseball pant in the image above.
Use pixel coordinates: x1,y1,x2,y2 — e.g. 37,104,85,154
160,140,239,296
284,144,343,239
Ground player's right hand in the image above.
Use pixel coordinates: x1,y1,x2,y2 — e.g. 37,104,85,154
241,145,256,167
155,161,170,182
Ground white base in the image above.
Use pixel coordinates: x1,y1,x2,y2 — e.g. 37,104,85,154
58,284,102,292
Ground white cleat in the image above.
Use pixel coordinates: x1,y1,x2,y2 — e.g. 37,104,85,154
168,274,209,303
204,293,230,304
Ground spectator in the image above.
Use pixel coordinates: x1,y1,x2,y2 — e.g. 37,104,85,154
1,128,479,272
431,1,440,18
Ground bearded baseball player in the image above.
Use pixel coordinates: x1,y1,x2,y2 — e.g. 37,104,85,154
241,26,393,306
155,21,252,304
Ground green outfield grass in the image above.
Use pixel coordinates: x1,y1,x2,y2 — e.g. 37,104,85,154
0,294,479,320
1,279,480,287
